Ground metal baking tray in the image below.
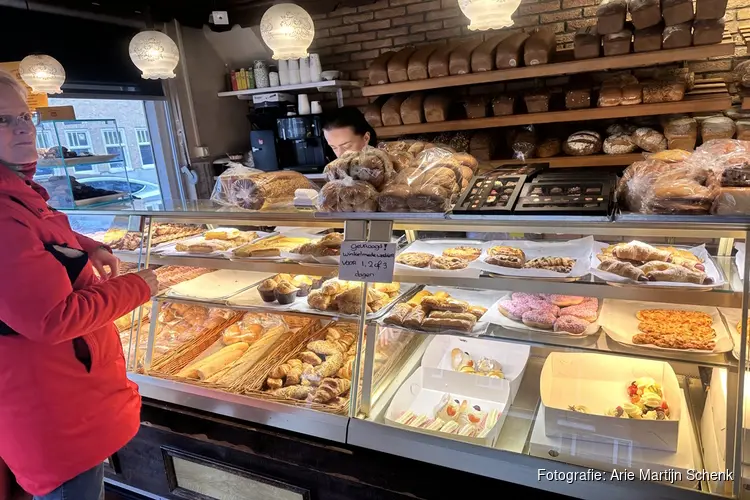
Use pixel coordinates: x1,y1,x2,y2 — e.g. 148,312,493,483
514,180,614,216
452,173,527,214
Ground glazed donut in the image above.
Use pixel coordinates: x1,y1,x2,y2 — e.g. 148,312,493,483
548,294,585,307
559,304,598,322
497,299,535,321
554,315,590,335
521,310,556,329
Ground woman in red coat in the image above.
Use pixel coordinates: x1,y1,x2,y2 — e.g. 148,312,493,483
0,70,158,500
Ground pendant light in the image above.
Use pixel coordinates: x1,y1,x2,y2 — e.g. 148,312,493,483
129,31,180,79
18,55,65,94
260,3,315,60
458,0,523,30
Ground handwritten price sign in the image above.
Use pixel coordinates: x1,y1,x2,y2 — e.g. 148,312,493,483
338,241,396,283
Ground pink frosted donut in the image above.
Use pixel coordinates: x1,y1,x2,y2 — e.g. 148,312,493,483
581,297,599,309
498,299,534,321
554,315,590,335
529,300,560,317
549,294,585,307
521,310,556,329
560,304,598,322
511,292,543,303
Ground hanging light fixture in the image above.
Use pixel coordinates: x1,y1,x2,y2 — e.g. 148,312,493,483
129,31,180,79
458,0,523,31
260,3,315,60
19,55,65,94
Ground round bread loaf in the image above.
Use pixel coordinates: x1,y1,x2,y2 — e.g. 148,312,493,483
701,116,736,143
631,127,667,153
409,166,457,190
537,137,562,158
563,131,602,156
603,133,637,154
377,183,410,212
606,123,637,136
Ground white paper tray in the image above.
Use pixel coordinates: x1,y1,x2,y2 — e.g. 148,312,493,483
228,282,420,320
154,231,273,259
421,336,529,403
394,239,483,279
540,352,682,452
590,242,725,290
384,366,509,447
600,299,733,354
718,308,748,361
484,293,601,337
469,236,594,279
166,270,274,301
530,390,699,489
377,286,496,337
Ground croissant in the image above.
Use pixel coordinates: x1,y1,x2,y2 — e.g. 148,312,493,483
302,352,344,386
312,378,352,404
284,365,303,386
266,377,283,390
612,241,671,263
270,363,291,379
337,357,355,380
270,385,314,400
307,290,332,311
598,258,647,281
298,351,322,366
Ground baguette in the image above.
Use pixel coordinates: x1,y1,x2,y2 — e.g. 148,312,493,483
177,342,249,380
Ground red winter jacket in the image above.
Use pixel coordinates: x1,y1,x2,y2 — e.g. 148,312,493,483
0,164,151,496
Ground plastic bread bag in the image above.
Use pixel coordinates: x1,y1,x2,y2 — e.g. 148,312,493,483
323,146,394,190
378,140,433,156
211,163,318,210
318,177,378,212
509,125,538,161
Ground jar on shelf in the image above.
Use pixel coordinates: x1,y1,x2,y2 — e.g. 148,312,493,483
253,60,270,88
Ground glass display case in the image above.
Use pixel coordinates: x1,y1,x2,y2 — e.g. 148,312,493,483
35,118,135,209
66,207,750,499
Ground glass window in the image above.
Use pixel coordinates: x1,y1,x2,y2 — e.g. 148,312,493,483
101,127,129,171
36,130,54,150
64,130,94,172
136,128,155,168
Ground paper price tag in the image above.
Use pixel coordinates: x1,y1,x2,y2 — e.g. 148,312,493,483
338,241,396,283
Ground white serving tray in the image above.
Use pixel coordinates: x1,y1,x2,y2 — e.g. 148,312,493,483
166,270,273,301
530,390,699,489
470,236,594,279
600,299,733,354
155,231,272,259
384,366,509,447
484,293,601,337
591,241,725,289
421,335,529,403
394,239,483,279
540,352,682,452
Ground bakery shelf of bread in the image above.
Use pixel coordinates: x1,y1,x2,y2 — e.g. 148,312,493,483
373,83,731,139
489,153,645,169
362,36,734,97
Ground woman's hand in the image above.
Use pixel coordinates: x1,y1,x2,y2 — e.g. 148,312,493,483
89,247,119,281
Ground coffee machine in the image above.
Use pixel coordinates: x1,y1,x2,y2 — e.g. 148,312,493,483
249,98,328,173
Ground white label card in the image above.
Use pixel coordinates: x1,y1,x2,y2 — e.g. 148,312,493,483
338,241,396,283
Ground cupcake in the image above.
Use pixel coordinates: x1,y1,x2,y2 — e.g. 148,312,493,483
274,280,299,305
258,279,278,302
310,276,324,289
292,275,313,297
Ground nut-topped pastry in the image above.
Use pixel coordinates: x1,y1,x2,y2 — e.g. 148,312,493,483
442,246,481,261
485,245,526,268
430,255,469,270
396,252,434,268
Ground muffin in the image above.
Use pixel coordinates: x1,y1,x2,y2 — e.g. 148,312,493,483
292,275,313,297
274,280,299,305
310,276,324,289
258,279,278,302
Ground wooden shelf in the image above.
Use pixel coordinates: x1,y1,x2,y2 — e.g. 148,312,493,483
217,80,361,99
374,82,731,138
488,153,644,169
361,38,735,97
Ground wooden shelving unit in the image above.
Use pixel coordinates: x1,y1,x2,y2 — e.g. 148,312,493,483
217,80,361,100
374,81,730,138
362,37,735,97
487,153,644,169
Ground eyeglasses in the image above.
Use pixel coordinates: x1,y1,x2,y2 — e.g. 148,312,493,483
0,112,35,129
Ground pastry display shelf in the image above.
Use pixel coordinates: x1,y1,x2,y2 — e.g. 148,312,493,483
487,153,645,169
129,372,350,442
352,351,712,500
360,36,735,97
374,82,731,138
217,80,361,100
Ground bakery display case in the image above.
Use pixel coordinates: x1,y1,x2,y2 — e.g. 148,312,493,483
64,205,750,500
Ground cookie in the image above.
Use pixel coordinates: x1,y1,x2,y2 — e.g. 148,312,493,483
443,246,481,261
430,255,469,270
396,252,434,268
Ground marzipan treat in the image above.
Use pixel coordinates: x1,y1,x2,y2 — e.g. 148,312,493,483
387,48,418,83
662,0,694,26
524,29,557,65
407,44,440,81
630,0,662,29
211,165,316,211
597,0,627,34
369,51,396,85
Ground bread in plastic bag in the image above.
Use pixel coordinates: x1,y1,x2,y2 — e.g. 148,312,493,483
510,126,538,160
323,146,394,189
378,183,411,212
211,163,317,210
319,177,378,212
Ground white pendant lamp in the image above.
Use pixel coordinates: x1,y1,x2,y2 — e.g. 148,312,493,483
19,55,65,94
458,0,523,30
129,31,180,79
260,3,315,60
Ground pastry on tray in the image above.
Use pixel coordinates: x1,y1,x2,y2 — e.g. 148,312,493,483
290,232,343,257
395,393,500,439
442,246,482,261
396,245,481,271
597,240,712,284
497,293,598,335
257,274,322,304
396,252,434,268
306,279,401,315
603,377,670,420
523,256,576,274
630,308,716,351
484,246,526,268
383,289,487,333
234,235,311,258
430,255,469,270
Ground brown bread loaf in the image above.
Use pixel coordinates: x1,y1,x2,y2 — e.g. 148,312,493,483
464,96,489,119
597,0,628,34
495,32,530,69
662,0,694,26
574,26,601,59
701,116,736,142
693,18,725,45
662,23,692,49
642,81,685,103
364,100,383,128
565,88,591,109
407,45,440,81
400,93,426,125
524,89,550,113
424,94,451,122
368,51,395,85
736,120,750,141
428,42,462,78
630,0,662,29
663,115,697,150
387,48,418,83
492,95,515,116
471,34,509,72
603,28,632,56
524,29,557,65
634,24,664,51
631,127,667,152
381,95,408,126
450,38,484,75
563,131,602,156
695,0,727,20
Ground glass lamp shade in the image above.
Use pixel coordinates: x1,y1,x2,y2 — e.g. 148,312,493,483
260,3,315,60
129,31,180,80
19,55,65,94
458,0,523,30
